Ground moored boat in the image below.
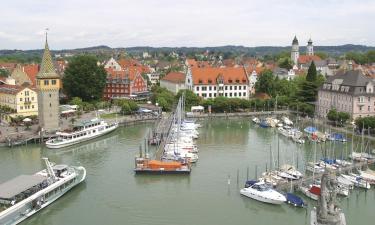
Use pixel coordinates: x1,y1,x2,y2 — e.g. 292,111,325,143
240,181,286,204
46,118,118,149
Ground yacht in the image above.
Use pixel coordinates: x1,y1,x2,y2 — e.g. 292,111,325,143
299,184,320,201
46,118,118,149
0,158,86,225
240,181,286,204
340,174,371,189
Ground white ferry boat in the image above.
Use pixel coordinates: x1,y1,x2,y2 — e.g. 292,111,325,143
46,118,118,149
0,158,86,225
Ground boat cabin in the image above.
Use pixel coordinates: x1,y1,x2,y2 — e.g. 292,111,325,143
53,165,69,178
0,175,48,209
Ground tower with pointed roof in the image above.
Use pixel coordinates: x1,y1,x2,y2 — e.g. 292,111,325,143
291,36,299,65
36,33,60,131
307,38,314,56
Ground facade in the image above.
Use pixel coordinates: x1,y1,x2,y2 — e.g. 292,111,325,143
0,85,38,117
316,70,375,119
273,67,296,81
103,68,147,100
160,72,186,94
190,67,250,99
36,36,61,131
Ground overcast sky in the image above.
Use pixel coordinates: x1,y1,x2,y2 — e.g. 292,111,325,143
0,0,374,50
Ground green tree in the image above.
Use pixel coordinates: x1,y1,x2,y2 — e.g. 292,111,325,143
277,57,292,70
255,70,274,96
63,55,107,101
306,61,317,82
315,52,328,60
176,89,201,111
69,97,83,107
0,68,9,77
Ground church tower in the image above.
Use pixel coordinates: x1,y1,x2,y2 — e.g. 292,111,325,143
307,38,314,56
36,33,61,132
291,36,299,65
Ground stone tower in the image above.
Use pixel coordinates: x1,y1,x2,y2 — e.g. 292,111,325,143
307,38,314,56
36,34,61,132
291,36,299,65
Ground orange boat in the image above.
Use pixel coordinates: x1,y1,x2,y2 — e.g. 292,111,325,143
134,158,191,174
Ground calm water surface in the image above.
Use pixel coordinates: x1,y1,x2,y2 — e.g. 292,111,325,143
0,119,374,225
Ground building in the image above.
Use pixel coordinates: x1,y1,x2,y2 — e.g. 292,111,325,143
291,36,321,69
10,64,32,86
189,67,250,99
291,36,300,65
103,68,148,100
160,72,186,94
316,70,375,119
36,35,61,131
273,67,296,81
0,85,38,118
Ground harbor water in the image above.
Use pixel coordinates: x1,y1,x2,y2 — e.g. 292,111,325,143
0,119,374,225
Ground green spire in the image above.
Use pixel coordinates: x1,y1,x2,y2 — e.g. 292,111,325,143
37,33,59,79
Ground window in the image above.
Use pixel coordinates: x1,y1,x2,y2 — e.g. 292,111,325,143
214,86,216,91
202,93,207,97
196,86,200,91
243,92,246,96
225,93,228,97
214,93,216,97
230,86,232,90
44,80,49,85
243,86,246,90
52,80,57,85
208,79,212,84
230,93,232,97
49,94,52,98
234,92,237,97
225,86,228,90
239,92,242,97
20,98,22,101
209,93,212,97
209,86,212,91
202,86,207,91
198,79,203,84
20,106,23,110
32,105,34,109
234,86,237,90
50,103,52,107
239,86,242,90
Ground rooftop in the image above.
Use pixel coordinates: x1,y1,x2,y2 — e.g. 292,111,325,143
161,72,185,84
0,174,47,199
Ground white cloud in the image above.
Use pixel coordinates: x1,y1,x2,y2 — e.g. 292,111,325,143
0,0,373,49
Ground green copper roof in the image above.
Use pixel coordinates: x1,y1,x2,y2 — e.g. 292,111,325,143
37,38,59,79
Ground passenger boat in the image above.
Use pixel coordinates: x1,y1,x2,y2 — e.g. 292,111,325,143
46,118,118,149
240,181,286,204
0,158,86,225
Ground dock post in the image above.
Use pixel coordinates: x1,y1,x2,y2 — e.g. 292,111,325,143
236,169,239,185
255,165,258,180
246,166,249,181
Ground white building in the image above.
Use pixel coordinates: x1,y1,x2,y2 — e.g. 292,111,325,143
160,72,186,94
189,67,250,99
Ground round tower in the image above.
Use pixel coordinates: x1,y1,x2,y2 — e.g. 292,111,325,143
291,36,299,65
307,38,314,56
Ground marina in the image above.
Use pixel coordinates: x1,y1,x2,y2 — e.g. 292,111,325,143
0,118,375,225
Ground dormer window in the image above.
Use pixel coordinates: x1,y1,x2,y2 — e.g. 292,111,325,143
208,79,212,84
198,79,203,84
235,79,240,83
228,79,233,83
242,79,246,83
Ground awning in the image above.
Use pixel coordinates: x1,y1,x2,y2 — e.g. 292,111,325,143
0,175,47,199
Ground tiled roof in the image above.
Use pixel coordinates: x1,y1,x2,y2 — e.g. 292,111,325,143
161,72,185,84
118,59,151,74
0,84,23,94
298,55,321,64
37,39,59,79
23,64,39,86
191,67,248,85
10,64,32,86
105,68,142,81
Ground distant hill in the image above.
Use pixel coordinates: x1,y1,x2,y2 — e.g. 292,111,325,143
1,44,374,58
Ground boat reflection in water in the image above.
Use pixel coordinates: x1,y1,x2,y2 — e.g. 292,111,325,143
51,133,119,156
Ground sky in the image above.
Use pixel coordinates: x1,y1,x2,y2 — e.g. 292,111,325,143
0,0,374,50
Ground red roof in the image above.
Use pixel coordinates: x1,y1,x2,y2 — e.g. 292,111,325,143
23,64,39,86
191,67,248,85
162,72,185,83
117,59,151,74
105,68,142,81
0,84,24,94
298,55,321,64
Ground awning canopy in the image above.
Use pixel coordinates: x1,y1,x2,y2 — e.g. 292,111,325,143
0,175,47,199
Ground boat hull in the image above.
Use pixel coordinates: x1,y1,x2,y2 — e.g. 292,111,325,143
240,189,286,205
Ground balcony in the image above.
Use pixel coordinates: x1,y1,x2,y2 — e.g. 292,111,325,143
357,101,366,106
